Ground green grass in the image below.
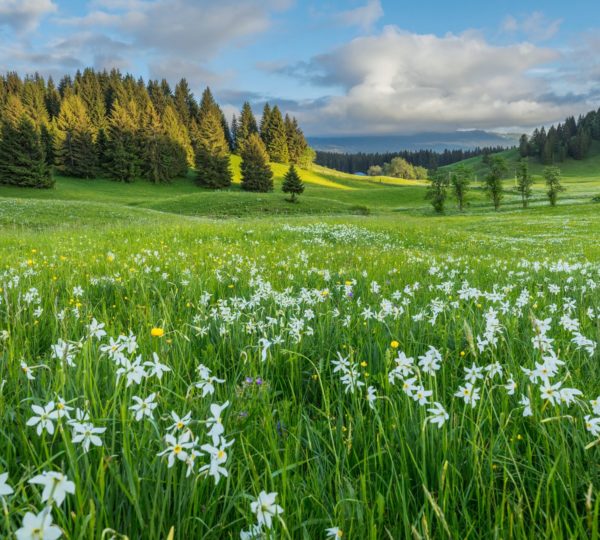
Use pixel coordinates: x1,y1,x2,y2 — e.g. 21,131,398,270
0,157,600,539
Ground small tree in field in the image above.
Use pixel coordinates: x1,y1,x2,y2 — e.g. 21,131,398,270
426,170,449,214
544,166,564,206
282,164,304,202
515,158,534,208
451,164,472,212
484,156,508,211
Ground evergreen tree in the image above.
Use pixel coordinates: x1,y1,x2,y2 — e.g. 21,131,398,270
45,77,61,119
518,134,529,157
264,105,289,163
230,114,239,152
174,78,195,128
140,101,171,184
161,104,192,174
426,170,449,213
259,103,272,143
483,156,508,211
450,164,472,211
544,166,564,206
285,115,308,164
197,87,218,126
0,109,53,188
106,99,140,182
54,94,97,178
515,158,534,208
74,68,107,133
282,164,304,202
236,102,258,155
241,133,273,192
194,106,232,189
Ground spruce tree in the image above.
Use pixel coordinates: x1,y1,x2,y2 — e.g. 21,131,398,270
241,133,273,192
483,156,508,211
54,94,97,178
282,164,304,202
285,115,307,164
516,158,534,208
161,104,192,175
230,114,239,152
74,68,107,133
236,102,258,155
0,111,53,188
264,105,289,163
106,99,140,182
194,107,232,189
260,103,272,144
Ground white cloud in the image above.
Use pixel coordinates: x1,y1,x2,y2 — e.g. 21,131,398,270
335,0,383,32
501,11,563,42
0,0,57,33
284,26,589,135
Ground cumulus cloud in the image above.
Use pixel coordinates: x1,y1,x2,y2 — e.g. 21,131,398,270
334,0,383,32
281,26,590,135
0,0,57,33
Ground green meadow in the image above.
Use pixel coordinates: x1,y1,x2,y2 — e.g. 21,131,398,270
0,154,599,540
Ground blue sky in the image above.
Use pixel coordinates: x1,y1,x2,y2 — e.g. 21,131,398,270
1,0,599,135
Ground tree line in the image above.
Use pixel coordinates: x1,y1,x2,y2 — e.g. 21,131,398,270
427,157,565,214
0,69,314,191
518,108,600,163
315,146,508,175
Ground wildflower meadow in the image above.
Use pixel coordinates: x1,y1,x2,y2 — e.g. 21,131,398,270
1,211,599,539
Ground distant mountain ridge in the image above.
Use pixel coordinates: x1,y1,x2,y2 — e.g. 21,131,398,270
308,131,519,153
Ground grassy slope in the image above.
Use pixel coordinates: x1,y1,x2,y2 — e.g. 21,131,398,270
0,145,598,225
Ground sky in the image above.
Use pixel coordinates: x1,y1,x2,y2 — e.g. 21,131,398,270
0,0,599,136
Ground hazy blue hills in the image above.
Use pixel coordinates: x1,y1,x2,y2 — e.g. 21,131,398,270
308,130,519,153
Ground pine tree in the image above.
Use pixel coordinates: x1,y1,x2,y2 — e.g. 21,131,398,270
264,105,289,163
106,99,140,182
194,106,232,189
260,103,272,144
74,68,107,133
140,101,171,184
161,104,192,174
515,158,534,208
285,115,307,164
54,94,98,178
282,164,304,202
174,78,195,129
241,133,273,192
0,105,53,188
45,77,61,119
230,114,239,153
236,102,258,155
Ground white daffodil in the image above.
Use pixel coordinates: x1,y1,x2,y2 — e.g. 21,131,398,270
144,352,171,380
129,393,157,421
26,402,59,436
28,471,75,506
206,401,229,444
250,490,284,529
0,472,14,496
16,509,62,540
71,422,106,453
426,402,449,428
